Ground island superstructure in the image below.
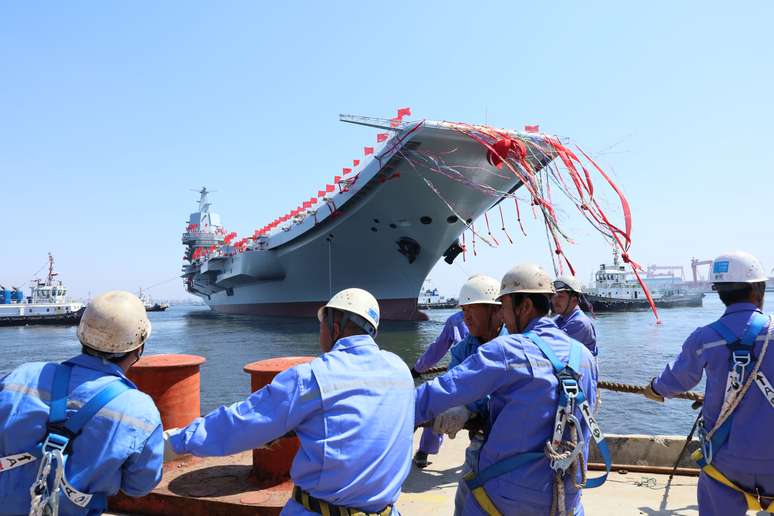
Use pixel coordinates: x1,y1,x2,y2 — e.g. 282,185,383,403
181,116,556,320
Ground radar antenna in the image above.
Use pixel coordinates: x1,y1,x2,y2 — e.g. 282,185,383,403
46,253,58,286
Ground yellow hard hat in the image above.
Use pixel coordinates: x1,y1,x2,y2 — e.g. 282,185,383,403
77,291,151,353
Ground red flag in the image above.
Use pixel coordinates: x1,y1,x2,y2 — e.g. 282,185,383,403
524,124,540,133
364,146,374,155
389,118,401,128
397,107,411,117
326,184,335,193
310,198,318,204
303,201,310,208
343,168,352,175
353,159,360,167
334,175,342,182
318,190,325,197
377,133,388,142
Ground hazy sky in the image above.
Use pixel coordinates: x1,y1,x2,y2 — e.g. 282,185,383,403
2,2,771,300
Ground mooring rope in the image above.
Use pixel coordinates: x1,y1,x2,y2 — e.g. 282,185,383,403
416,366,704,403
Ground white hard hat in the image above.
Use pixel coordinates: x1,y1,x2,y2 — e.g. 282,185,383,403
458,274,501,306
710,251,768,286
554,275,584,294
317,288,380,333
77,291,151,354
498,263,555,298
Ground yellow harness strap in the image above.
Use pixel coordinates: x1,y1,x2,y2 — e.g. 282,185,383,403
692,450,774,512
464,471,504,516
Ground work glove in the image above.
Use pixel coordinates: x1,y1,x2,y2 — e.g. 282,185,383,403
433,406,471,439
643,379,665,402
163,428,184,462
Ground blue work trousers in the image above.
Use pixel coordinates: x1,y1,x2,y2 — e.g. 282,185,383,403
418,427,443,455
698,470,774,516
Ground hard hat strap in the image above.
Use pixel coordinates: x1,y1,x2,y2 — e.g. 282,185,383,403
326,308,336,340
325,307,376,339
348,312,377,337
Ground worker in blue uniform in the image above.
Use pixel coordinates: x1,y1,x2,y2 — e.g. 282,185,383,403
431,274,502,515
411,310,468,468
165,288,415,516
0,291,163,516
416,263,606,516
644,251,774,516
552,275,597,357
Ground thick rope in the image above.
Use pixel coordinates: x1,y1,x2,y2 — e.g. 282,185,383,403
415,366,704,402
544,422,585,516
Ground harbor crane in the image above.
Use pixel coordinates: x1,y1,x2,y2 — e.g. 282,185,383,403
646,265,685,280
691,258,713,284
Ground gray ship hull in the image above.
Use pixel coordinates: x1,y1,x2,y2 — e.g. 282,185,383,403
184,121,555,320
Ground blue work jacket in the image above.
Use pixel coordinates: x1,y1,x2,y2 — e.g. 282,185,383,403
168,335,415,515
653,302,774,474
414,311,469,372
448,334,489,417
0,354,163,515
555,307,597,356
415,317,598,514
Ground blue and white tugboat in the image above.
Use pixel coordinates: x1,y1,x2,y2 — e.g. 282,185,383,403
586,249,704,311
0,254,85,326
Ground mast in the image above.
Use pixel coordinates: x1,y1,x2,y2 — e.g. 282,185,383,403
47,253,58,286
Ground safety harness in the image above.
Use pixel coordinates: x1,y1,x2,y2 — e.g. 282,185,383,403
0,363,132,516
464,332,611,516
292,486,393,516
692,312,774,512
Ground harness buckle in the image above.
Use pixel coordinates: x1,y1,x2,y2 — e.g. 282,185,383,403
41,433,70,455
731,350,752,387
560,378,579,400
44,423,78,455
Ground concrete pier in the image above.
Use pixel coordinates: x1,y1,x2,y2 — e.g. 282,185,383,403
397,432,700,515
108,430,707,515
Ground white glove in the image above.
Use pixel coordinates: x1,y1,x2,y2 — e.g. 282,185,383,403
432,406,471,439
163,428,184,462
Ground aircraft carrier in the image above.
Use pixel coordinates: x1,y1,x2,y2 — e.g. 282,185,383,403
181,115,556,320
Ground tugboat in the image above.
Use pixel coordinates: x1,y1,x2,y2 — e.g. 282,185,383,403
0,253,85,326
416,279,457,309
586,250,704,312
139,288,169,312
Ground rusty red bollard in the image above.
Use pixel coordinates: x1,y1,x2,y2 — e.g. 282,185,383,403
127,354,207,429
243,357,314,481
